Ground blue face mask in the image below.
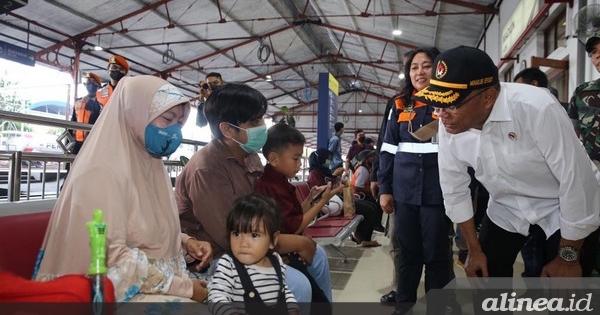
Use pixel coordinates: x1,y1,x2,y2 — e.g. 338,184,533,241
144,124,182,157
228,123,267,153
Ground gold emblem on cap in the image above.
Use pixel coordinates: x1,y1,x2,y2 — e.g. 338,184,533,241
508,132,517,140
436,60,448,79
414,88,460,105
429,79,468,90
109,56,116,63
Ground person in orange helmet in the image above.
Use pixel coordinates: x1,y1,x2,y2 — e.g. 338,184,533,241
70,72,103,154
96,54,129,107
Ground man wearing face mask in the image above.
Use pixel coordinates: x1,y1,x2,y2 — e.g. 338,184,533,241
97,54,129,107
344,129,367,175
70,72,103,155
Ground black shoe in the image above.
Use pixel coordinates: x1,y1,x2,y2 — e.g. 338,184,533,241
380,290,396,305
374,224,386,233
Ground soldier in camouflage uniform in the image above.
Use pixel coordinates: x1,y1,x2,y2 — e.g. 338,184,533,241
568,31,600,169
568,30,600,278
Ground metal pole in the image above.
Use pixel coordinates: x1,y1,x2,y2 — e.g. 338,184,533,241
25,161,32,200
8,151,22,201
66,84,72,121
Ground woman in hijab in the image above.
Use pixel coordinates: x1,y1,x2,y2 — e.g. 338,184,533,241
307,148,343,188
34,76,212,303
307,148,380,247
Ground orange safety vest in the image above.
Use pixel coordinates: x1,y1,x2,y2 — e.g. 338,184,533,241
96,84,114,107
351,165,370,194
73,97,91,142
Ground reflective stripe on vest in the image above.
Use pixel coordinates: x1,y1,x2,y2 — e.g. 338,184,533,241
397,142,438,153
381,142,398,155
96,85,113,107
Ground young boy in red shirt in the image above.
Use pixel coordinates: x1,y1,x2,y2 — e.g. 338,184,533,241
255,123,343,235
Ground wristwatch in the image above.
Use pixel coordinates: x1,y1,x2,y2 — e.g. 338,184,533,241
558,246,579,262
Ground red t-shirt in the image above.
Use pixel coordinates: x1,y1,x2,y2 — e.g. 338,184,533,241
254,164,303,234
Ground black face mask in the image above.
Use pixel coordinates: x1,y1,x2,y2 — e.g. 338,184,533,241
358,136,366,143
86,84,99,97
109,70,125,81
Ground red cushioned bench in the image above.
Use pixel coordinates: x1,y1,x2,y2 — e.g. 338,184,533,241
0,200,121,305
293,181,363,262
0,199,55,279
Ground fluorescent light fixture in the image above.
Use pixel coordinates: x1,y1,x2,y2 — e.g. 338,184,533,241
398,73,405,79
392,29,402,36
265,75,272,81
94,36,103,51
358,109,363,113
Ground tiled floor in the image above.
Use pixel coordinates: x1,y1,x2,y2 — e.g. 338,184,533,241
328,229,397,303
328,214,525,304
327,245,363,291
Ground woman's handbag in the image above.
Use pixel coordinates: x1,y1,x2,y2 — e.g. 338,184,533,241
342,186,356,217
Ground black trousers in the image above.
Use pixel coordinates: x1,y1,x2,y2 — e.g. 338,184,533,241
473,216,600,315
479,216,600,277
353,199,378,242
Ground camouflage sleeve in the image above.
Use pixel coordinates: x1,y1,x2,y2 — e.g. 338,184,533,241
568,85,583,130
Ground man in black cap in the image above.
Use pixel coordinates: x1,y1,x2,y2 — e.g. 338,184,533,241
413,46,600,278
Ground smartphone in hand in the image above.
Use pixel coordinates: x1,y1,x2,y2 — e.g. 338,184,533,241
325,176,341,187
310,187,327,205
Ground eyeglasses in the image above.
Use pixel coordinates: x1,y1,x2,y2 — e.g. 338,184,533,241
108,64,126,72
433,88,490,115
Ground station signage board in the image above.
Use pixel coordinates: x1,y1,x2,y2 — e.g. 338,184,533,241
0,40,36,67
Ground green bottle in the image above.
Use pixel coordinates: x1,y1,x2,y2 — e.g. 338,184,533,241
88,209,107,313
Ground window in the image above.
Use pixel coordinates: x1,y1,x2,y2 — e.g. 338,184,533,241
502,65,514,83
544,9,567,56
548,68,569,103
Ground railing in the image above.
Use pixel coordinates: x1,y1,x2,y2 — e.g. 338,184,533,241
0,151,73,201
0,110,206,202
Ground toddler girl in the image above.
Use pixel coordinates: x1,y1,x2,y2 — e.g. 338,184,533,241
208,193,299,315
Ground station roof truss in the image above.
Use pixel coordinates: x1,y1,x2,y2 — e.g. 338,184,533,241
0,0,498,146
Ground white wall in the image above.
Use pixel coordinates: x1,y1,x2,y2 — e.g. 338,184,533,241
480,0,599,98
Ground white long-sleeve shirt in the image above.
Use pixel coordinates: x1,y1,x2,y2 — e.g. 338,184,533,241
439,82,600,241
